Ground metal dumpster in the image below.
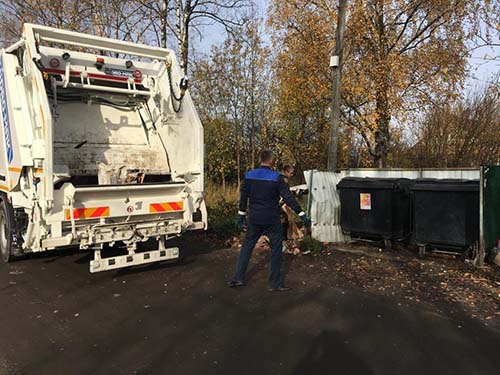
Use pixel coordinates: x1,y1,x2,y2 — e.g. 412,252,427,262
337,178,413,243
411,179,479,255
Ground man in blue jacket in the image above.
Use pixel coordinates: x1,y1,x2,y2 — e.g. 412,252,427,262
228,150,312,292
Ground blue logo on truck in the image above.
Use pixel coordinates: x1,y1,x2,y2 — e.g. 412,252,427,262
0,55,13,163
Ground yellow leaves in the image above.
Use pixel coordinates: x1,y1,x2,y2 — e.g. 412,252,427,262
267,0,485,166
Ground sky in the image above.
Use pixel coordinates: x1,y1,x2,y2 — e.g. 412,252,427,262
467,43,500,89
191,0,269,59
193,0,500,92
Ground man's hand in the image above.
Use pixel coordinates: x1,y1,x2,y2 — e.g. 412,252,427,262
236,212,247,230
299,212,312,229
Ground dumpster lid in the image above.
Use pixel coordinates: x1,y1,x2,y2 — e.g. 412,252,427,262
337,177,413,190
410,179,479,192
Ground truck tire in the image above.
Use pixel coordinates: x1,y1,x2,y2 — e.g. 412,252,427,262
0,195,14,263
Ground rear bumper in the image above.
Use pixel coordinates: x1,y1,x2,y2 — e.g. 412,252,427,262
80,217,182,248
41,216,206,249
90,247,179,273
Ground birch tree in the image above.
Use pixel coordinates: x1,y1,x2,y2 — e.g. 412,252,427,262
173,0,252,77
191,19,271,184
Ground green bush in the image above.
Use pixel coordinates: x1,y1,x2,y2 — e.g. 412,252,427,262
207,197,240,238
300,235,323,253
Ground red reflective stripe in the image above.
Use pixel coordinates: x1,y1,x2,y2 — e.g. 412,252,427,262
151,203,164,212
91,206,108,218
65,207,109,220
150,202,183,213
169,202,181,211
73,208,85,219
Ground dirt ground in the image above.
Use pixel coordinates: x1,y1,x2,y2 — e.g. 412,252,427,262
319,241,500,326
0,232,499,375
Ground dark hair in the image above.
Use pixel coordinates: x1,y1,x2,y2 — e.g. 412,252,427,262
260,149,274,163
282,165,294,173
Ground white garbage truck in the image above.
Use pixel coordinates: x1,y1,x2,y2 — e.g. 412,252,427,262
0,24,206,272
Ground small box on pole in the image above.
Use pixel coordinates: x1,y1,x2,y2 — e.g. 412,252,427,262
330,55,339,67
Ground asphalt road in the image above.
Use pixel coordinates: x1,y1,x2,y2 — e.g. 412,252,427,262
1,234,499,375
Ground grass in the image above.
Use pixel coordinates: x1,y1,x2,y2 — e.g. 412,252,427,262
205,182,240,238
204,182,239,207
300,235,324,253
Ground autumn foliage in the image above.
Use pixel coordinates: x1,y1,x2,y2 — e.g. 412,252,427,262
268,0,496,168
1,0,500,182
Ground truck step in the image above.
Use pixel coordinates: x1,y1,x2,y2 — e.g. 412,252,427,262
90,247,179,273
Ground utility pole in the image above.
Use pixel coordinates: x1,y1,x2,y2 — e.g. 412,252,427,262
327,0,347,171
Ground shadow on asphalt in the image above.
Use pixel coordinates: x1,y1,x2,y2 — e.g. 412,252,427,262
291,331,373,375
113,258,194,278
2,232,500,375
231,245,299,286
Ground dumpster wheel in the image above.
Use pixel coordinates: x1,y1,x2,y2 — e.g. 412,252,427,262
384,239,393,250
464,241,479,263
418,245,427,258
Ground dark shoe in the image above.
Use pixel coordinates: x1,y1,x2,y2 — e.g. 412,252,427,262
268,286,291,292
228,280,244,288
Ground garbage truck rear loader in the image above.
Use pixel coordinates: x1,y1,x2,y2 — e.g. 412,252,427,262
0,24,206,272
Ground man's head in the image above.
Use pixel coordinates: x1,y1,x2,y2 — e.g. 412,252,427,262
259,149,275,167
282,165,295,179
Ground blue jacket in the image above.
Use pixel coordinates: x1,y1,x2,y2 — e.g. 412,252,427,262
239,166,303,225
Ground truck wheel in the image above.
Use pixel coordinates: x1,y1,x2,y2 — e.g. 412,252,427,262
0,196,14,263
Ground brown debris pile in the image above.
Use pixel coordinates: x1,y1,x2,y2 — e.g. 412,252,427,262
225,234,309,256
225,205,308,253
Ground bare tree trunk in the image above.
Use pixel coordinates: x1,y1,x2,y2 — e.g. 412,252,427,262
176,0,182,55
374,117,390,167
19,0,30,28
160,0,168,48
373,0,390,168
90,0,107,55
236,119,241,187
91,0,104,36
172,0,251,77
250,135,255,169
180,8,190,76
174,0,191,77
250,49,256,169
374,73,391,166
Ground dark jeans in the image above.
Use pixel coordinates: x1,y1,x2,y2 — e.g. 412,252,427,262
233,223,284,288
